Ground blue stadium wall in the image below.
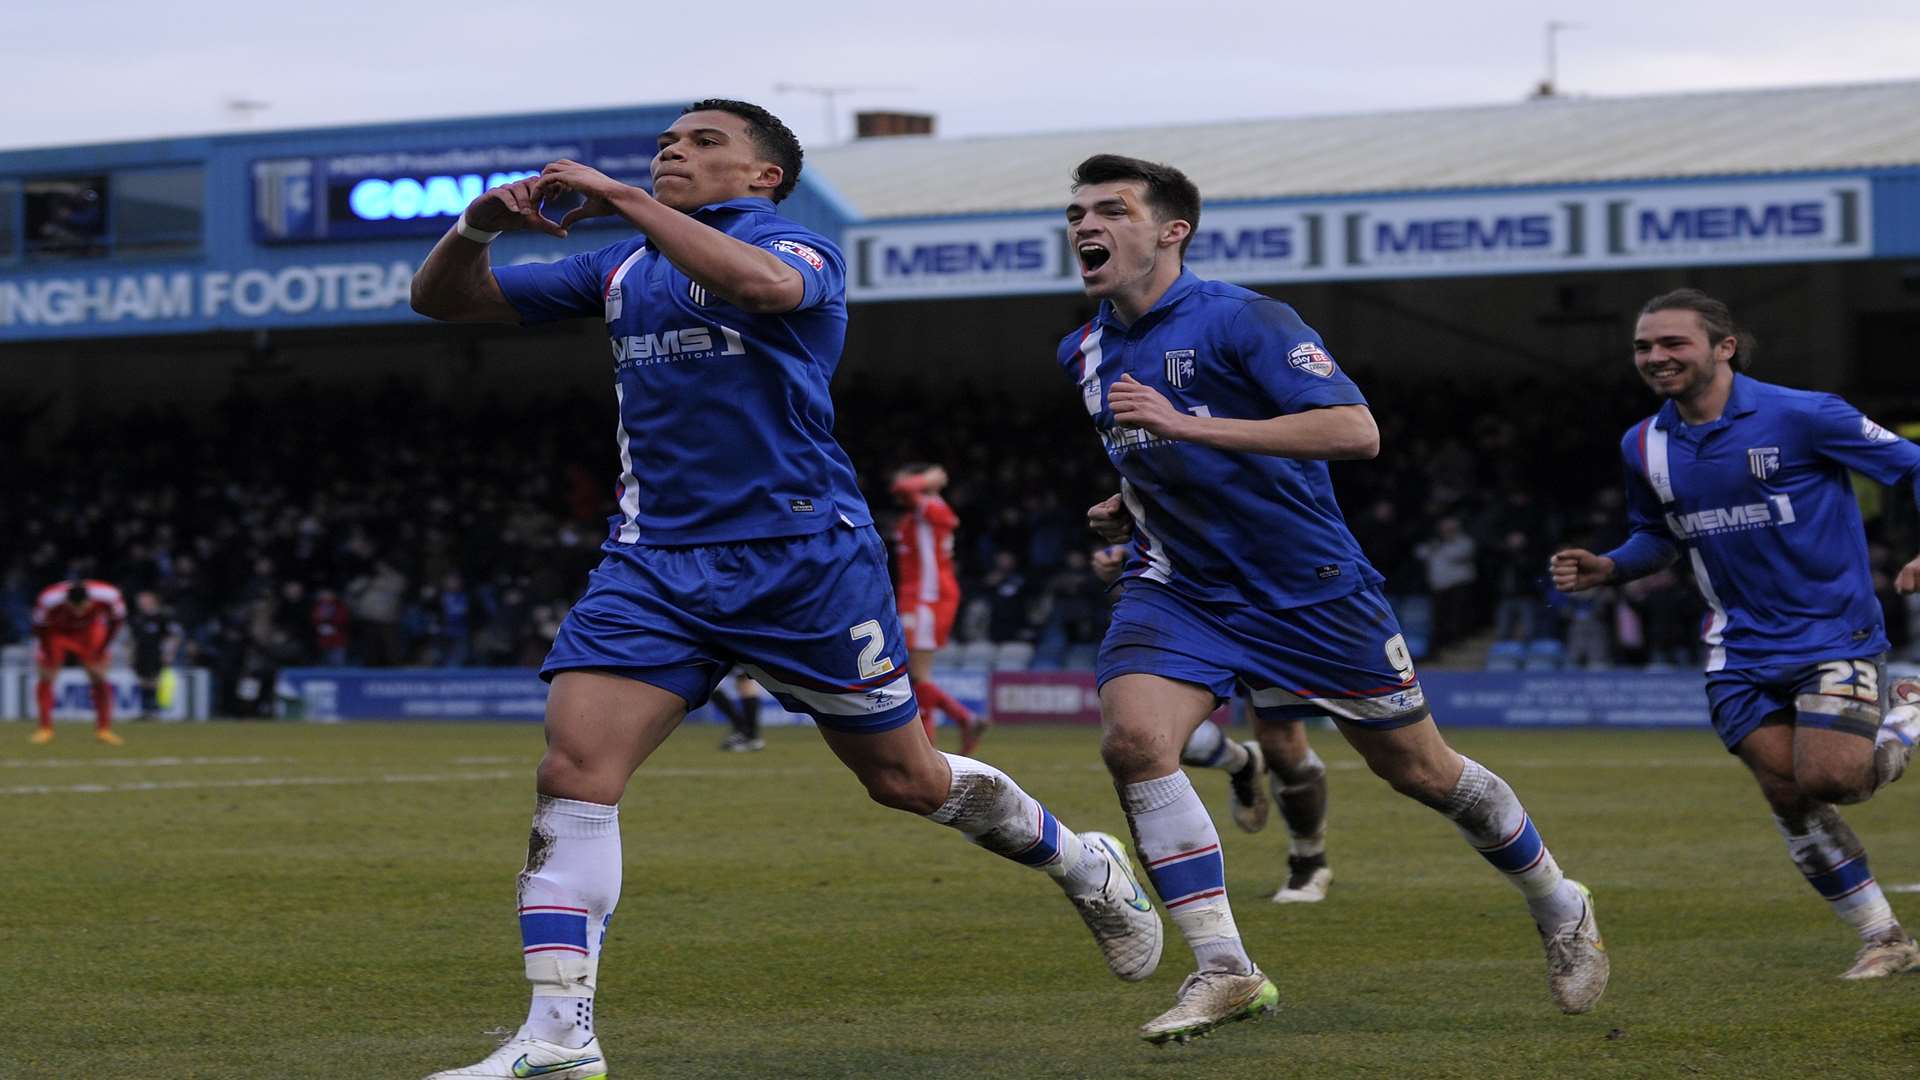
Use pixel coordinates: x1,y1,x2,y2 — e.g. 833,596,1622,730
0,104,855,342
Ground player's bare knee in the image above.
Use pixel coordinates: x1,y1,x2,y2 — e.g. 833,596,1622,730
535,748,619,803
1099,725,1166,782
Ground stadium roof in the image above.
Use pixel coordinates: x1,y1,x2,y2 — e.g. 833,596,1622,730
808,80,1920,221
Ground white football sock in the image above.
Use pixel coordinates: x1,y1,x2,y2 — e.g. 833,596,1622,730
518,796,620,1047
927,753,1108,896
1437,757,1583,930
1775,807,1902,943
1122,770,1252,974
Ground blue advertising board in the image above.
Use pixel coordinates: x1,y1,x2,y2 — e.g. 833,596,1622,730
279,667,992,725
279,665,1718,729
280,668,551,721
1415,671,1709,729
252,136,658,244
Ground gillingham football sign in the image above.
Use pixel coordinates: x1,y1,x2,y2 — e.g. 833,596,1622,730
845,178,1873,301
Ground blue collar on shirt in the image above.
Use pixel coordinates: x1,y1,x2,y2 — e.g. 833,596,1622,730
690,196,778,220
1654,371,1760,433
1098,267,1203,331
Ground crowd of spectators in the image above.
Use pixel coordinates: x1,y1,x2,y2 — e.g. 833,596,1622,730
3,365,1915,710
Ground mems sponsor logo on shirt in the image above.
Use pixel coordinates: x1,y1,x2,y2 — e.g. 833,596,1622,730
1664,495,1797,540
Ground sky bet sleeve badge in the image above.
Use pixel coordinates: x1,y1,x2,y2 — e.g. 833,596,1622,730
1287,342,1335,377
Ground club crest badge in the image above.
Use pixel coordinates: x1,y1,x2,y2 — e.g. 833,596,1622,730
1747,446,1780,480
1165,349,1196,389
1287,342,1335,377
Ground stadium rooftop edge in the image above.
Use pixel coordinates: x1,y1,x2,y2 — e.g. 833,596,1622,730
807,80,1920,221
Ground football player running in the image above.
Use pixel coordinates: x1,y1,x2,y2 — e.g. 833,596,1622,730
1059,154,1607,1043
1554,288,1920,979
411,102,1161,1078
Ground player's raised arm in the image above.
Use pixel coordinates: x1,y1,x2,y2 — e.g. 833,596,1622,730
410,176,561,323
537,155,807,315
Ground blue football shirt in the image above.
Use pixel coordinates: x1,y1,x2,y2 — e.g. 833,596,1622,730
1056,269,1383,608
493,196,871,545
1604,374,1920,671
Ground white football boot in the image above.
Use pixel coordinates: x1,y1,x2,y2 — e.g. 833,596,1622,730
1224,740,1270,834
1139,968,1280,1044
1069,831,1164,982
424,1029,608,1079
1542,881,1609,1014
1841,935,1920,980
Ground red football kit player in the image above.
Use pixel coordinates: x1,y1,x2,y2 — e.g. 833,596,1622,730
891,464,983,753
31,579,126,745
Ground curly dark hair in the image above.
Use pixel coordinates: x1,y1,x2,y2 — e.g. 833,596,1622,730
683,99,803,203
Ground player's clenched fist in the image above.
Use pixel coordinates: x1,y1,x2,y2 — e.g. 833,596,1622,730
1549,548,1614,593
464,176,566,238
1087,493,1133,544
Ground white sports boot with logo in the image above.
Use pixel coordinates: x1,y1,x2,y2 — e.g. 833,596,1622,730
1068,831,1164,982
424,1029,607,1080
1542,881,1609,1013
1139,968,1280,1044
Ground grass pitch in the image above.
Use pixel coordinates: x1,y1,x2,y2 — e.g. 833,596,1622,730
4,720,1918,1079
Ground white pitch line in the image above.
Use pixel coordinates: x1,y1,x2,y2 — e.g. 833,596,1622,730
0,764,831,796
0,769,520,796
0,755,286,770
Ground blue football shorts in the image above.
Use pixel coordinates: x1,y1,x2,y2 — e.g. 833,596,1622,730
1097,581,1428,728
1703,654,1887,752
542,524,919,733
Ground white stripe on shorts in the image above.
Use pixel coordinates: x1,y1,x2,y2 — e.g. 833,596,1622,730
1247,682,1428,722
742,664,915,717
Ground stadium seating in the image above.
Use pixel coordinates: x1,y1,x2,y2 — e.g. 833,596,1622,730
1485,640,1526,672
1523,638,1567,671
992,641,1036,671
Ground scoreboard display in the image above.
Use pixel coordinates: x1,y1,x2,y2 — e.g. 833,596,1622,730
250,136,658,244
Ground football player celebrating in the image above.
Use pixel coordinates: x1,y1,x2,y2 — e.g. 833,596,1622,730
1059,154,1607,1042
411,101,1161,1078
1555,288,1920,979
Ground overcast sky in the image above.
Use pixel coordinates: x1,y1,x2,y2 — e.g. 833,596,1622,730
7,1,1919,152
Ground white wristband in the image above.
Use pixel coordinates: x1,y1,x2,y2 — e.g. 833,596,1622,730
455,212,502,245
